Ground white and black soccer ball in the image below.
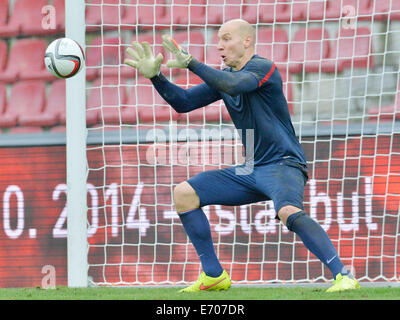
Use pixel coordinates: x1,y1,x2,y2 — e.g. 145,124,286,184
44,38,85,79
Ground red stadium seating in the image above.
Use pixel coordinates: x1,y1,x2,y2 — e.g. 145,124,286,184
0,38,54,82
122,0,178,30
163,0,207,26
0,40,7,74
256,28,288,72
122,0,330,26
0,0,12,36
22,0,58,36
136,0,170,30
49,125,66,132
18,80,58,127
288,27,336,73
8,126,44,134
239,0,259,24
326,0,373,20
373,0,400,21
46,80,66,125
0,0,57,37
86,36,133,80
245,0,302,24
287,26,373,73
88,77,123,125
52,0,66,33
329,27,374,70
130,76,180,123
87,77,137,125
0,81,56,128
0,0,17,37
233,0,292,24
206,0,243,25
86,0,126,31
298,0,322,21
19,111,58,127
273,0,304,22
0,84,16,128
241,0,306,23
0,83,6,117
246,0,276,24
243,0,325,23
121,0,138,28
205,0,224,25
55,79,105,127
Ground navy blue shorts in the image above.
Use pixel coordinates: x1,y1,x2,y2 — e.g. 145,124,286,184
187,159,308,219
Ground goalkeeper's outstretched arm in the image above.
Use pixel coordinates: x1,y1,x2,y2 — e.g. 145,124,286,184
188,59,259,96
162,34,260,96
124,40,221,114
150,73,221,113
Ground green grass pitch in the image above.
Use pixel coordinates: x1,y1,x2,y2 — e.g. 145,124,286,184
0,285,399,300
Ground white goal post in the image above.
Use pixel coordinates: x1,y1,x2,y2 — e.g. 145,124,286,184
65,0,400,287
65,0,88,287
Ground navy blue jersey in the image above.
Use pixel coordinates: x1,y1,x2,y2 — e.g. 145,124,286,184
151,55,307,167
220,55,306,166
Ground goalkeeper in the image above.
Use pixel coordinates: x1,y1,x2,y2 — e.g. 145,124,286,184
125,19,360,293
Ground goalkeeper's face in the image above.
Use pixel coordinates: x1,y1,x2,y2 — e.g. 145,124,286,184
217,19,255,71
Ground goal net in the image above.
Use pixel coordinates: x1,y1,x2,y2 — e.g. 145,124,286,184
80,0,400,286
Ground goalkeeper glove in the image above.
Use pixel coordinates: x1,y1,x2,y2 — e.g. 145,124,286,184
124,41,163,79
162,34,193,69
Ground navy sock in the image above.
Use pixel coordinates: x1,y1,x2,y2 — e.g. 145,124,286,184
286,211,350,279
178,208,223,278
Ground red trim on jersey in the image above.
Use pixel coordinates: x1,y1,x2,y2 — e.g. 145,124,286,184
258,63,276,87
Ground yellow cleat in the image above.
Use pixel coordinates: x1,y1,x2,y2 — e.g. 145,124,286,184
326,273,361,293
179,270,231,293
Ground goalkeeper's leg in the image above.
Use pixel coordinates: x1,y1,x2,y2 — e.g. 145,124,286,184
174,182,229,292
173,166,268,292
279,206,350,278
279,206,360,292
256,160,360,292
174,181,224,279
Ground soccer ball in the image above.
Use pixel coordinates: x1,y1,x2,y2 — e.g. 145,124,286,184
44,38,85,79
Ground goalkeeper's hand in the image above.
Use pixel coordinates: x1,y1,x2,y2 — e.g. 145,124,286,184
124,41,163,79
162,34,193,69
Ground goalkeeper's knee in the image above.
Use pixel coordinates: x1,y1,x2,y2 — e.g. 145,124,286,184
277,205,304,226
173,181,200,213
